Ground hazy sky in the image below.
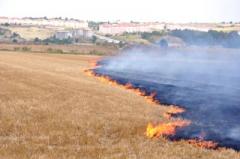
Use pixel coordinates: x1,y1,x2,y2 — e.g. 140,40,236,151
0,0,239,22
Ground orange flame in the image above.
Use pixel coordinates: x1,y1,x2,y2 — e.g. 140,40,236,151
187,139,218,149
84,69,95,76
85,69,190,140
163,106,186,119
144,92,160,104
84,69,160,105
146,120,191,138
88,59,100,68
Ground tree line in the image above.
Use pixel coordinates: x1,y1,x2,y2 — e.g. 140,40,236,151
170,29,240,48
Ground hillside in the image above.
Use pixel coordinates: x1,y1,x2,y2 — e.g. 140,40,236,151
7,26,57,40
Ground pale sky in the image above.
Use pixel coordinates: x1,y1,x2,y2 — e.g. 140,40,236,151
0,0,239,22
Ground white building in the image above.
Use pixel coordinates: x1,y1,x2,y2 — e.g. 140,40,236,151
55,31,73,40
99,22,165,35
166,23,213,32
55,29,93,40
0,17,88,29
94,34,120,44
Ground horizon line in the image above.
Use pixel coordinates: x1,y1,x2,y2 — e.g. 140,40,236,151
0,15,239,24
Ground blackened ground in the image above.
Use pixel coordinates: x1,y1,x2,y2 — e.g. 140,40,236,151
94,48,240,150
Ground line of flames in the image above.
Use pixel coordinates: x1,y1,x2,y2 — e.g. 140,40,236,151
163,106,186,119
84,69,160,105
187,139,218,149
84,60,218,149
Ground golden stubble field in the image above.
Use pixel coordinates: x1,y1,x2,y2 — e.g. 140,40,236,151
0,51,239,159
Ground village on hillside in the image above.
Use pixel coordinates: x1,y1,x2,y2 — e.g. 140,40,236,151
1,16,240,49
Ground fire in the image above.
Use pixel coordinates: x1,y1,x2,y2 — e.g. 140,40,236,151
84,69,160,105
98,75,117,86
88,59,100,68
187,139,218,149
163,106,186,119
146,120,191,138
84,61,219,150
85,69,122,87
122,84,159,104
84,69,95,76
124,83,146,96
125,82,133,89
85,68,190,140
144,92,160,104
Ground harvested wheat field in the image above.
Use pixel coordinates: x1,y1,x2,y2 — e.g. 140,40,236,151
0,51,239,159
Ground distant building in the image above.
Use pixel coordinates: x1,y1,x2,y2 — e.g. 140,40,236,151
0,17,88,29
55,31,73,40
94,34,120,44
71,29,93,39
54,29,93,40
99,22,165,35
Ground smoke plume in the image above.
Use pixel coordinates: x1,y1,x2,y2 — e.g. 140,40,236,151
94,46,240,150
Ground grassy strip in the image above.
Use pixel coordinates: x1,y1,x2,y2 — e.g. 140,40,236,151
0,47,106,56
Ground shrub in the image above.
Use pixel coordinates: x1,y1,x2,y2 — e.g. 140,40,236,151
3,23,10,27
55,49,64,53
12,39,18,43
92,36,97,43
47,48,53,52
158,39,168,48
34,37,41,43
14,47,20,51
118,41,125,48
89,50,104,55
43,37,73,44
12,32,19,38
46,48,64,54
70,50,78,54
22,47,31,52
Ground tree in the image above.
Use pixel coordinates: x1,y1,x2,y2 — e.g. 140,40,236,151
92,36,97,43
12,32,19,38
34,37,40,43
170,29,240,48
12,39,18,43
118,41,125,48
105,34,112,37
3,23,10,27
159,39,168,48
141,32,151,40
